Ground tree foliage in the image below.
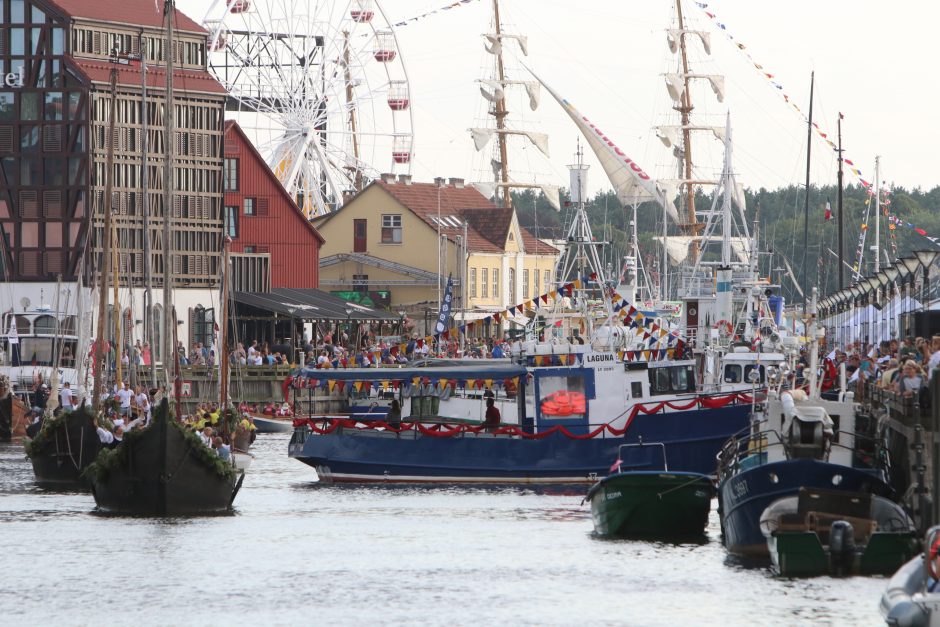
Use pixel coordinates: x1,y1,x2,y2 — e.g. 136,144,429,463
513,183,940,302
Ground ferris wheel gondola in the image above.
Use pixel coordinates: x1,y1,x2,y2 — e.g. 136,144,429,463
203,0,414,217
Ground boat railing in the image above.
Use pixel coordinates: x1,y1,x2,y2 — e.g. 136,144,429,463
717,424,886,481
616,441,668,472
870,384,923,427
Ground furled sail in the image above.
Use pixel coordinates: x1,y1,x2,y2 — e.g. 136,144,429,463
530,68,678,220
653,235,752,266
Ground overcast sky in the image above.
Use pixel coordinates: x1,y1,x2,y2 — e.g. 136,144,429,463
178,0,937,196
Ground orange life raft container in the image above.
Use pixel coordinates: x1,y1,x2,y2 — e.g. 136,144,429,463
540,390,587,416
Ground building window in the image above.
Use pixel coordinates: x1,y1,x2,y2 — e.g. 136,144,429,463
544,270,551,291
381,214,402,244
223,157,238,191
190,306,215,350
481,268,488,298
244,246,255,253
509,268,516,302
469,267,477,298
492,268,499,301
523,269,529,299
353,274,368,293
534,267,540,296
223,205,238,238
353,219,367,253
243,197,255,215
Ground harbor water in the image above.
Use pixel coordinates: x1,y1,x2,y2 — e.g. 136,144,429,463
1,433,885,626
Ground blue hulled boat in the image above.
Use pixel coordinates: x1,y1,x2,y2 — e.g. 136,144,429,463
288,344,754,484
717,387,895,558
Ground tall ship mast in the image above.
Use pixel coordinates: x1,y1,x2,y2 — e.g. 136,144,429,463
469,0,558,210
655,1,729,294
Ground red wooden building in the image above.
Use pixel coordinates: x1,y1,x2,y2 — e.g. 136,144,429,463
222,121,324,290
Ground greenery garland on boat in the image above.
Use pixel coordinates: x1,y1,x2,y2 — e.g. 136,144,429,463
23,405,104,459
82,409,236,482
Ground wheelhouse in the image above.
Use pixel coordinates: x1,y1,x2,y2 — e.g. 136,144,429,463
0,311,78,368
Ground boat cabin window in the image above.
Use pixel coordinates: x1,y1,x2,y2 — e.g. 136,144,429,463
538,375,586,419
410,395,440,418
33,315,57,335
649,365,696,395
2,338,77,367
723,364,742,384
743,364,765,384
2,314,31,335
631,382,643,398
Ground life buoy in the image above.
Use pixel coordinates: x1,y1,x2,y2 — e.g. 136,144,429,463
928,536,940,581
714,320,733,336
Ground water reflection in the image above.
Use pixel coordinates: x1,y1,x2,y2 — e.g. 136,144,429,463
0,433,889,626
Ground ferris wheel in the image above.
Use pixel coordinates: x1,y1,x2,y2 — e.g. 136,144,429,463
203,0,414,217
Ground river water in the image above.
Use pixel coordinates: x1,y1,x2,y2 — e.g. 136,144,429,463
0,433,887,626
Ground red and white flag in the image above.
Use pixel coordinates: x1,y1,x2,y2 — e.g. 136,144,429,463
824,199,832,221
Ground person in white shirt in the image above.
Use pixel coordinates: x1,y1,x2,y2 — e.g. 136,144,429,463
60,382,75,412
135,388,152,426
116,382,133,416
927,336,940,380
197,426,213,447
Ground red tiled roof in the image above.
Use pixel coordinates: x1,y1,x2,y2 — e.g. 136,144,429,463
375,180,505,253
223,120,325,244
68,57,227,95
459,207,513,249
519,229,558,255
47,0,206,33
372,180,558,256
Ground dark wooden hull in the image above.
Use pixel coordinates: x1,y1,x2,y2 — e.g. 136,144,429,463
27,409,101,488
90,401,244,515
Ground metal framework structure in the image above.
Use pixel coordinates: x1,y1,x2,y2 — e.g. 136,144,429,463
203,0,414,217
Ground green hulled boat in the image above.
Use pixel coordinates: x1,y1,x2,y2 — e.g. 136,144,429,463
761,488,920,577
585,442,714,538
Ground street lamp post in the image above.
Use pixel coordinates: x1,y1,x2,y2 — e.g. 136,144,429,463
345,307,355,350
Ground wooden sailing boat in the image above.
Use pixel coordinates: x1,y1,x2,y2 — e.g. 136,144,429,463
86,0,243,515
23,62,123,487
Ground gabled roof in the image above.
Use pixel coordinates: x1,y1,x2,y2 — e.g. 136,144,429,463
68,57,227,95
223,120,325,244
321,179,557,256
47,0,206,34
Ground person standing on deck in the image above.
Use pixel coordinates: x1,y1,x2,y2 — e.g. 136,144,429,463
60,382,75,412
483,398,501,432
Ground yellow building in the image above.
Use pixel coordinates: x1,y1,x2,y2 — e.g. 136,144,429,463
314,175,559,334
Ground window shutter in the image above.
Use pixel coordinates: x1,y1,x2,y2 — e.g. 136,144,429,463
20,191,39,218
0,126,12,152
257,197,270,216
188,307,195,349
45,250,64,275
43,191,63,218
43,126,62,152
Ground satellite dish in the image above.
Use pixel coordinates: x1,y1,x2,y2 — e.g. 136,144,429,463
19,297,30,310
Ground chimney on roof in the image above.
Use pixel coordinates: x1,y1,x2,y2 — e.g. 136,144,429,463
398,174,412,185
381,173,397,184
434,177,446,188
448,177,465,189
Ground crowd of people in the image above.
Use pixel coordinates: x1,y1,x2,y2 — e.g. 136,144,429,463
256,329,520,370
815,335,940,403
24,377,256,460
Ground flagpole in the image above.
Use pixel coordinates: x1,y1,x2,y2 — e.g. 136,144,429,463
802,71,814,314
837,113,845,291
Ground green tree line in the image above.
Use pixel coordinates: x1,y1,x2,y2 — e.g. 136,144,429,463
512,184,940,303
